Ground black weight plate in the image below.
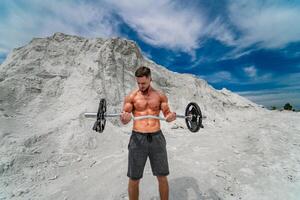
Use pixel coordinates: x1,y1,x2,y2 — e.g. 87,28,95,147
99,98,106,132
185,102,202,132
93,98,106,133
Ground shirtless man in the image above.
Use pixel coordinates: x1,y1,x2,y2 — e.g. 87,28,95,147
120,66,176,200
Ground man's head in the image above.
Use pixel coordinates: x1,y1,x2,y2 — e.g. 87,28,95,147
135,66,152,92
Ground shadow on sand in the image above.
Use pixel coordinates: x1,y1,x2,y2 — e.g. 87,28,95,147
150,176,222,200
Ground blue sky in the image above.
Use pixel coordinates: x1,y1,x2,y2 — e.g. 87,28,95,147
1,0,300,109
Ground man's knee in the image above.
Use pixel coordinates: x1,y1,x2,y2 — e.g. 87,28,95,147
156,176,168,183
129,178,140,186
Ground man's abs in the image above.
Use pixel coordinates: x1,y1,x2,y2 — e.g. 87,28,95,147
133,118,161,133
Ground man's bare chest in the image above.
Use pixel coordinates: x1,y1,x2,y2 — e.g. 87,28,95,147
133,95,161,112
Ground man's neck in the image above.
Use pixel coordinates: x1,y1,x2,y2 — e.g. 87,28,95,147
141,86,152,96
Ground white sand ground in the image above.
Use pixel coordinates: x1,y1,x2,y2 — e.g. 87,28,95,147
1,109,299,200
0,33,299,200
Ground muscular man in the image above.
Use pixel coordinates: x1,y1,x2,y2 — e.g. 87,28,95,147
120,66,176,200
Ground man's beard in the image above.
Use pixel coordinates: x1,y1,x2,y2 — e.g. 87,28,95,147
140,85,150,93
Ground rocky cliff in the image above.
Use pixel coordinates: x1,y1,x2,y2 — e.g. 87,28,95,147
0,32,259,123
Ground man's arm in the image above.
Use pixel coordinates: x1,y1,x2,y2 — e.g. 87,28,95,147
160,93,176,122
120,95,133,124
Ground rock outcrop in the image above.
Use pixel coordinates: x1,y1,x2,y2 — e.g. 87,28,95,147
0,32,259,124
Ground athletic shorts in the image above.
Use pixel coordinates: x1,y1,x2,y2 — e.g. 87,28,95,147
127,129,169,180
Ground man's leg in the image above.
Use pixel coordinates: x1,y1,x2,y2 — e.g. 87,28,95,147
157,176,169,200
127,132,148,200
149,132,170,200
128,178,140,200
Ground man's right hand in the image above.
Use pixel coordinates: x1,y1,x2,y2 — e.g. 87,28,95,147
166,112,176,122
120,111,132,124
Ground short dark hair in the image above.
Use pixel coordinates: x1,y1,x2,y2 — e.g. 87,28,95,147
135,66,151,78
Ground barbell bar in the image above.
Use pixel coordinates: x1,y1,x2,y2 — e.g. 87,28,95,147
84,113,192,120
85,98,204,133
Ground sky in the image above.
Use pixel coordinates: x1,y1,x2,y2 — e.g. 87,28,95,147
0,0,300,110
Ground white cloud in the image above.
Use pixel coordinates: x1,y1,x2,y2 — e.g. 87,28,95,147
200,71,235,83
1,0,300,59
205,17,236,46
237,72,300,108
1,0,207,55
105,0,206,54
238,85,300,109
228,0,300,49
243,65,257,77
0,0,119,54
201,70,272,85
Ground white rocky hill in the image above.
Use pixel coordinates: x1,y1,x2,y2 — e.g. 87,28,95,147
0,33,299,200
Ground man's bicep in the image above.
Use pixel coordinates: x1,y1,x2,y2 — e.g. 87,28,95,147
160,94,171,117
122,95,133,113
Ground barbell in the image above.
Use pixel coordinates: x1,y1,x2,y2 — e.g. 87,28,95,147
84,98,204,133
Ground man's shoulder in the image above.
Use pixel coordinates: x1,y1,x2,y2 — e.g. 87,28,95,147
127,89,139,99
153,89,168,102
155,89,166,97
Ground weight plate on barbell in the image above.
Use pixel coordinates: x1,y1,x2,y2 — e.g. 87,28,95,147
185,102,202,132
93,98,106,133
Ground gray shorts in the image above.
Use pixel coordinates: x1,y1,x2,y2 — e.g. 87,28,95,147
127,130,169,180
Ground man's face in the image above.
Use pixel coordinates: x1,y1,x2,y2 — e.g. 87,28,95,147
136,76,151,92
